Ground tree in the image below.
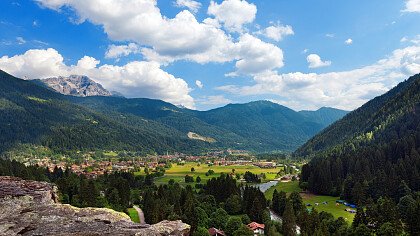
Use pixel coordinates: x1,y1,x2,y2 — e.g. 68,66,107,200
225,216,243,236
352,224,371,236
233,225,253,236
289,192,303,215
282,201,296,236
195,207,209,229
185,175,194,183
196,176,202,183
191,167,195,172
377,222,402,236
192,227,210,236
225,194,242,215
210,208,229,230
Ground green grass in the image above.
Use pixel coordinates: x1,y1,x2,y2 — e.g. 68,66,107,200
265,181,302,199
127,208,140,223
265,181,355,223
136,162,281,186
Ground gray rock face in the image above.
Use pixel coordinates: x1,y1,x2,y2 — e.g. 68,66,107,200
0,176,190,236
41,75,113,97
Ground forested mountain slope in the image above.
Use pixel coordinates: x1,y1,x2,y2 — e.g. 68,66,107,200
296,73,420,157
0,70,207,154
299,73,420,201
299,107,349,127
71,98,348,152
0,70,348,153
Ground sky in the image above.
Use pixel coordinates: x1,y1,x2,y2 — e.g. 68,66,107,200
0,0,419,111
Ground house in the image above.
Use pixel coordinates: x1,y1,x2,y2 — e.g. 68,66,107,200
247,222,265,235
208,227,226,236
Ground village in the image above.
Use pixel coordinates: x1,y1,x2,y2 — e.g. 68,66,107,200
13,149,300,181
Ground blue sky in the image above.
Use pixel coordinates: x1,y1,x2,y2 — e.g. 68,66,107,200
0,0,419,111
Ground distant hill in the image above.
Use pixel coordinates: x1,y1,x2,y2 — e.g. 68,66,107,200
299,107,349,127
298,74,420,203
71,97,348,152
35,75,114,97
0,70,348,153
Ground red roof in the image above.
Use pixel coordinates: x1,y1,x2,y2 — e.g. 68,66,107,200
208,227,226,236
247,222,265,230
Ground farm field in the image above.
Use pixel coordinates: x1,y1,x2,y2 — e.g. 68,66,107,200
127,208,140,223
137,162,281,186
265,181,355,222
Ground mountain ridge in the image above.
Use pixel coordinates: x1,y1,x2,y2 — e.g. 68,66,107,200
0,70,348,153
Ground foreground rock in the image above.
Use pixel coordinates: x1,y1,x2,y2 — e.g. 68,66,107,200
0,176,190,236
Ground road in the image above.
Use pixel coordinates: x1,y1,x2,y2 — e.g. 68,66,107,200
133,205,145,224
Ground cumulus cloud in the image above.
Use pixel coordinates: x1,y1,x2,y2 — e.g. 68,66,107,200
207,0,257,32
0,48,194,108
218,43,420,110
35,0,283,76
403,0,420,13
306,54,331,68
195,80,203,89
258,24,294,42
227,34,284,76
345,38,353,45
105,43,141,59
174,0,201,13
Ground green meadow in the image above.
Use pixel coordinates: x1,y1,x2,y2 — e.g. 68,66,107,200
265,181,355,222
136,162,281,186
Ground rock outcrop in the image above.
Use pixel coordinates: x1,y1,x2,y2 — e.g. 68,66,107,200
39,75,113,97
0,176,190,236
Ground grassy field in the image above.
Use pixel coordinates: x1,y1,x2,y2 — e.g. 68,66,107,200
265,181,302,199
127,208,140,223
137,162,281,185
265,181,355,222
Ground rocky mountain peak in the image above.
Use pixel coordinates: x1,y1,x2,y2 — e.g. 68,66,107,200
40,75,114,97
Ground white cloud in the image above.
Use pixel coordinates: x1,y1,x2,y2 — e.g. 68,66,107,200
403,0,420,13
105,43,141,59
207,0,257,32
258,24,294,42
195,80,203,89
0,48,195,108
218,43,420,110
345,38,353,45
174,0,201,13
227,33,284,76
306,54,331,68
325,33,335,38
16,37,26,45
35,0,283,76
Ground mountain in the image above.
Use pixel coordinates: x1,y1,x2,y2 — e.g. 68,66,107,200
70,98,348,152
298,73,420,204
0,70,348,154
0,70,207,154
299,107,349,127
36,75,113,97
296,73,420,157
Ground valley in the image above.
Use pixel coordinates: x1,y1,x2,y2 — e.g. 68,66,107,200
0,68,419,236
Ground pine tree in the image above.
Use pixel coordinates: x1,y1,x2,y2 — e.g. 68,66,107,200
282,201,296,236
